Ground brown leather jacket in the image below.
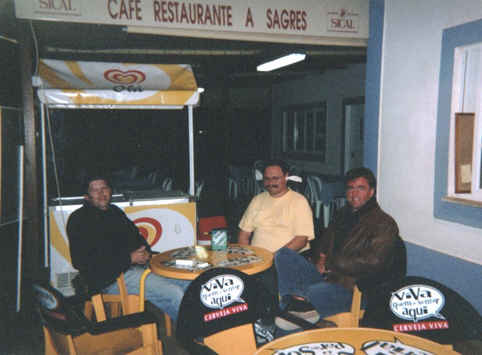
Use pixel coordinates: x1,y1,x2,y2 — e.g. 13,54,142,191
315,198,406,293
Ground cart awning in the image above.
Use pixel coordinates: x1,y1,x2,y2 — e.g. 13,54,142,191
37,59,199,106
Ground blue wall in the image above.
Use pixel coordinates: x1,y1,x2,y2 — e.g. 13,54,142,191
366,0,482,315
406,242,482,314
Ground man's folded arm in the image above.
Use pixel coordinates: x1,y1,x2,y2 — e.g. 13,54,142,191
237,229,252,245
283,235,308,251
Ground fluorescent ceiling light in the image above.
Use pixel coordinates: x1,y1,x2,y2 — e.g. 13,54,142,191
257,53,306,72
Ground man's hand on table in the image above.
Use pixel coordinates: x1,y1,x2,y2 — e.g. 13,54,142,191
130,245,151,265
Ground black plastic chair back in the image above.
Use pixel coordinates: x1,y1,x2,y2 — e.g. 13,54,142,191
176,267,276,345
32,282,89,336
362,276,482,345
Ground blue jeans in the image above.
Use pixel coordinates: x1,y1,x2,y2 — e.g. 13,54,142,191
275,247,352,318
103,265,190,323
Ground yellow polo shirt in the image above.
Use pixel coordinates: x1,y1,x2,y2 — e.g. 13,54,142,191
239,189,314,253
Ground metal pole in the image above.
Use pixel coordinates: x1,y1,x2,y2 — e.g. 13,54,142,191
16,145,25,312
188,106,195,196
41,104,49,267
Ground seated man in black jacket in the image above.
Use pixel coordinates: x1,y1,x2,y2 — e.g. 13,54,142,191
275,167,406,328
67,176,189,323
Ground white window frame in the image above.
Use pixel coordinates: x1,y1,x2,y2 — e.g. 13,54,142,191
281,102,327,161
448,43,482,202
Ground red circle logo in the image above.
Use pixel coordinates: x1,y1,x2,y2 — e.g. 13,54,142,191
104,69,146,85
134,217,162,247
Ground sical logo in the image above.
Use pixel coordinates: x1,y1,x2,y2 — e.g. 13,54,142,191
104,69,146,92
390,284,445,322
134,217,162,247
200,274,245,309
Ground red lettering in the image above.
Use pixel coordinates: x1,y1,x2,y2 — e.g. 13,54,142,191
152,1,231,27
196,4,203,24
108,0,118,19
204,5,212,25
180,2,188,23
226,6,232,26
38,0,49,9
108,0,142,21
153,0,160,21
266,9,273,29
301,11,307,30
168,1,179,23
280,9,289,29
245,7,254,27
266,8,306,31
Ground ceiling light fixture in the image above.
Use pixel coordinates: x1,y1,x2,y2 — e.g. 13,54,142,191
257,53,306,72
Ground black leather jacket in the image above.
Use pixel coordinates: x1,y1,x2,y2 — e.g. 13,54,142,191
315,197,406,293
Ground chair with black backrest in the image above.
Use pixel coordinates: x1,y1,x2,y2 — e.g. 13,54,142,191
33,281,164,355
176,267,283,355
361,275,482,353
77,272,173,337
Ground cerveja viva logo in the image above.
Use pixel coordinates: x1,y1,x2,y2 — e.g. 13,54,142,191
200,274,244,309
104,69,146,85
390,285,445,322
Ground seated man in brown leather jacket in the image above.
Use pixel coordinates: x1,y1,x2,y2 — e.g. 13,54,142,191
274,167,406,328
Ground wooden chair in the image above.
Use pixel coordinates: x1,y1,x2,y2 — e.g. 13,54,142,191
82,272,173,336
324,284,363,327
33,282,164,355
176,267,277,355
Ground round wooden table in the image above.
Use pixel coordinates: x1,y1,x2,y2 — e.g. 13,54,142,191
149,244,273,280
254,327,458,354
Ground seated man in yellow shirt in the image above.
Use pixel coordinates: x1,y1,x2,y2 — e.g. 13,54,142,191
237,160,316,336
238,160,314,253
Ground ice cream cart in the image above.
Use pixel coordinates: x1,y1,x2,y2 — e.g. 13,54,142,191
36,59,200,295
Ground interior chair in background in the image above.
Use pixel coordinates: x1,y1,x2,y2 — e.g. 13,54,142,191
361,275,482,353
33,282,164,355
176,267,280,355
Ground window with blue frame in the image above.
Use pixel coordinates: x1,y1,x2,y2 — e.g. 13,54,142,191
434,18,482,229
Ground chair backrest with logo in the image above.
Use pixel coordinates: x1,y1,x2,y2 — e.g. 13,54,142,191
176,267,274,355
362,276,482,345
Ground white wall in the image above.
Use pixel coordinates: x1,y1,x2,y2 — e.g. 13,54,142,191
272,63,366,175
378,0,482,264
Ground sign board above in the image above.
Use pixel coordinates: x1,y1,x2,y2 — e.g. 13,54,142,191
15,0,369,45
